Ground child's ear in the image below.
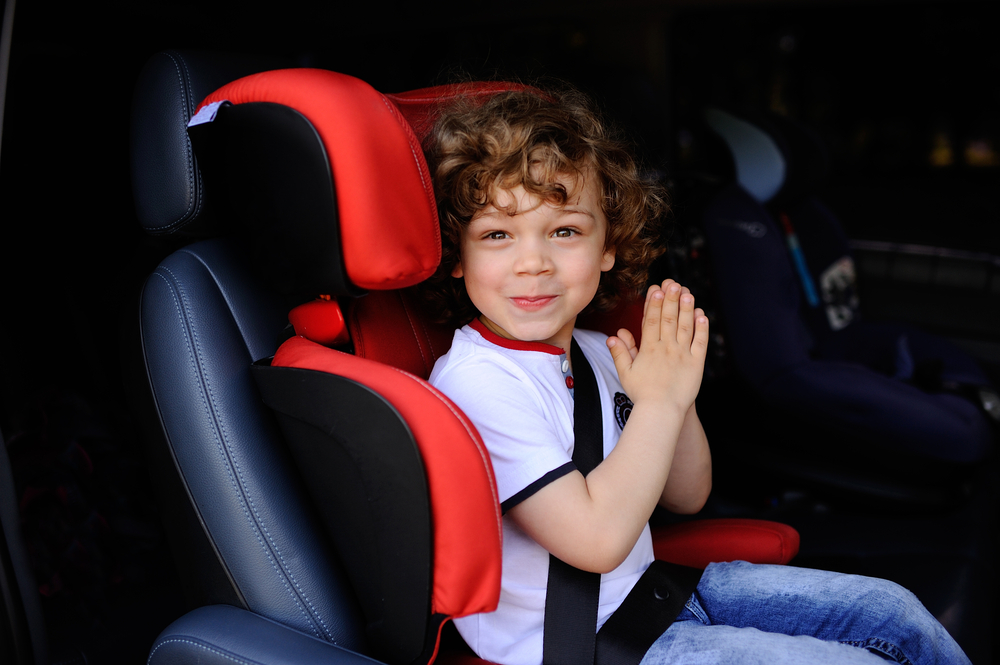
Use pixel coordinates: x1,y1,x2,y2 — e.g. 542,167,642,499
451,261,464,278
601,247,616,272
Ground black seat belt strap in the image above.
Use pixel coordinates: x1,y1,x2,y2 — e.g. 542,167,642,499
541,338,704,665
542,338,603,665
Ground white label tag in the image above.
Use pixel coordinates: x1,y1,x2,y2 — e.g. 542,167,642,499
187,100,227,127
820,256,859,331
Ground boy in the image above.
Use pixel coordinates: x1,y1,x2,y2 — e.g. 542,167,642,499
424,87,969,665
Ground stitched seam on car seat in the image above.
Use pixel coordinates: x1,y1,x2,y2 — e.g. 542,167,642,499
183,249,265,365
147,638,260,665
169,254,335,639
421,316,442,361
398,293,431,375
410,295,445,363
145,51,198,232
379,96,439,247
387,366,502,536
162,265,325,637
174,52,206,224
389,88,504,104
176,266,335,639
157,266,325,638
348,302,366,358
405,291,446,362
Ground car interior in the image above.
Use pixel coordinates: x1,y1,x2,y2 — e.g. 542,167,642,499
0,1,997,664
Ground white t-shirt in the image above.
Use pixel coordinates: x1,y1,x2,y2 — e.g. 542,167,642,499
429,320,654,665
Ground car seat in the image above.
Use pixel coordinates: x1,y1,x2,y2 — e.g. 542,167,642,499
698,108,994,488
130,54,800,665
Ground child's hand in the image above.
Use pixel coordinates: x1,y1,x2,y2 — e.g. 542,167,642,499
606,279,709,413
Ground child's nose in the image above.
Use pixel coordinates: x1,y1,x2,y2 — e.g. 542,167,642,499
513,238,553,274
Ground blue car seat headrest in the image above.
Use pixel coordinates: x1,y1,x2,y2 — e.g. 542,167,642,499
704,107,786,204
705,107,830,208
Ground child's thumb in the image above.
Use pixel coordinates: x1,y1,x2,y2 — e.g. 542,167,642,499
606,336,633,374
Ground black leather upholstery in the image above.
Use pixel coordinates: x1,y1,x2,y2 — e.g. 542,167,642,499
130,50,291,236
187,102,361,298
253,364,435,665
147,605,376,665
138,238,366,649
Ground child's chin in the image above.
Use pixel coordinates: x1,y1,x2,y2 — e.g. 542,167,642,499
514,326,562,345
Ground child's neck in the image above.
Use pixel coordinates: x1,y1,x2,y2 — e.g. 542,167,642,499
477,315,575,360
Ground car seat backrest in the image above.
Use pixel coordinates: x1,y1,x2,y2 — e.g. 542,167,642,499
185,72,516,665
132,53,369,652
701,108,864,386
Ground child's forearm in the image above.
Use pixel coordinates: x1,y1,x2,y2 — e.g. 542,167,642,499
580,397,690,565
508,397,688,574
659,404,712,514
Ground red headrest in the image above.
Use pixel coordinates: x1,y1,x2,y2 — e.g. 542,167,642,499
386,82,530,142
193,74,534,294
196,69,440,291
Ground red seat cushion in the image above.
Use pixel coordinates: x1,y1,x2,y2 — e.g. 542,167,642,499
651,518,800,569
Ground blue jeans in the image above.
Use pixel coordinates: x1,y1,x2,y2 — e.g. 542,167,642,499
639,561,971,665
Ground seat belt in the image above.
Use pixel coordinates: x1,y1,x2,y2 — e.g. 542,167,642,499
778,211,820,308
541,338,604,665
541,338,702,665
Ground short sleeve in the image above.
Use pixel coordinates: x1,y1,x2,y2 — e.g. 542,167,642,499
431,356,575,509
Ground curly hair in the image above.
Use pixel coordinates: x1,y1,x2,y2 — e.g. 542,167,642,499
420,85,668,327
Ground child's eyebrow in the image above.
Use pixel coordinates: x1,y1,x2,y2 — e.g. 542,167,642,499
560,206,597,220
468,208,505,222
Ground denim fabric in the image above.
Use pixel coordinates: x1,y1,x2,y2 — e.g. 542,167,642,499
639,561,970,665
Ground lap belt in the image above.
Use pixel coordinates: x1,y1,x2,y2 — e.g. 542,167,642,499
596,560,703,665
542,339,702,665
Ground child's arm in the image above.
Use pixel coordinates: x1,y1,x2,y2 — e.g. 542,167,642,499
610,288,712,514
660,404,711,514
506,280,709,574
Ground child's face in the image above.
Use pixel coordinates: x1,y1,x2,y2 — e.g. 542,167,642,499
451,171,616,353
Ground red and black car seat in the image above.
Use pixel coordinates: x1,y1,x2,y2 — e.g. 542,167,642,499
131,55,798,665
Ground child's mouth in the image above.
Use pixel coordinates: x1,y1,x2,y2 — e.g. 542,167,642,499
510,296,557,310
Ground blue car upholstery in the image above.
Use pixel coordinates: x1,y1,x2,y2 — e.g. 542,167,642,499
701,108,993,465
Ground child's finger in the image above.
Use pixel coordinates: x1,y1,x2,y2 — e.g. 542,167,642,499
659,282,681,339
642,284,666,342
692,308,710,354
676,292,695,347
616,328,639,361
607,335,635,375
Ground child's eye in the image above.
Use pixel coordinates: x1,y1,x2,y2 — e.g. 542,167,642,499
485,231,509,240
553,228,578,238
